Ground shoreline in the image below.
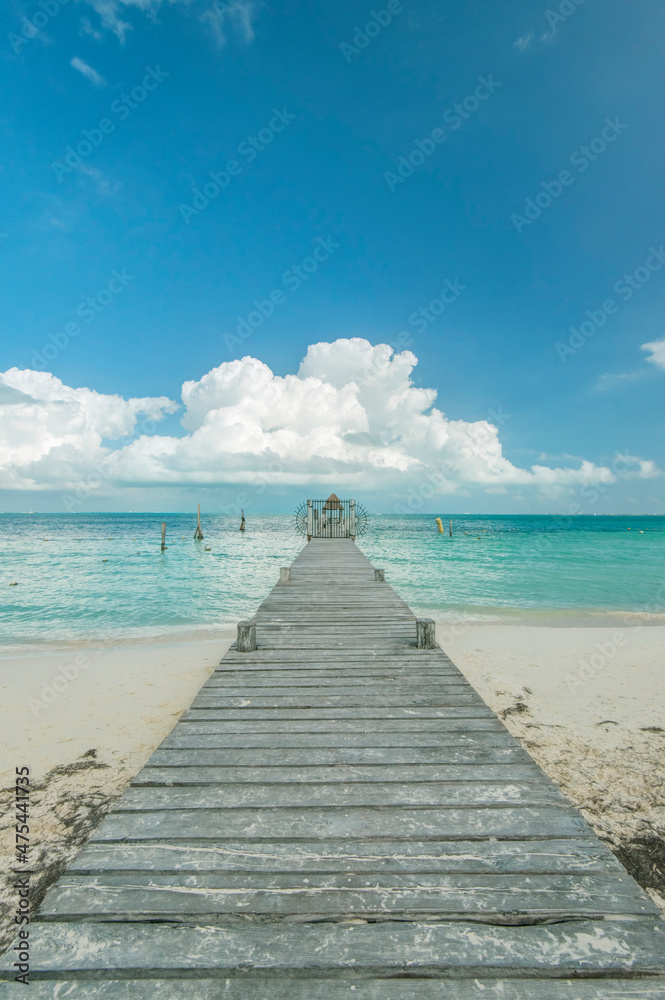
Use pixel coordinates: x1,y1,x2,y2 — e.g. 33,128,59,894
1,624,664,955
3,606,665,656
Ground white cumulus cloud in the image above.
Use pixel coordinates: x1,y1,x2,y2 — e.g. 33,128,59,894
0,369,176,491
1,339,657,504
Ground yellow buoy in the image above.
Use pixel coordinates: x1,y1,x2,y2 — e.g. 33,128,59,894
436,517,444,533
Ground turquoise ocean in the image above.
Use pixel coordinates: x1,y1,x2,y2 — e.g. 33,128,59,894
2,513,665,650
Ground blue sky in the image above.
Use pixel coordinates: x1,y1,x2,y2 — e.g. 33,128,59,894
1,0,664,513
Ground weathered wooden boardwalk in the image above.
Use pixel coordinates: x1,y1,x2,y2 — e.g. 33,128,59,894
3,538,665,997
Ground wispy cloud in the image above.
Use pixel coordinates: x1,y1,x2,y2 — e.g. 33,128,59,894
80,16,103,41
70,56,106,87
642,337,665,371
515,27,559,50
83,0,132,43
514,33,534,51
200,1,260,48
79,163,122,196
80,0,260,46
594,336,665,390
81,0,261,48
615,453,662,480
595,370,646,392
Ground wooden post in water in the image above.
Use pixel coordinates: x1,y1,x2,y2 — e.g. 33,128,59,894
239,509,246,532
450,519,453,537
194,504,203,541
161,522,166,551
236,620,256,652
416,618,436,649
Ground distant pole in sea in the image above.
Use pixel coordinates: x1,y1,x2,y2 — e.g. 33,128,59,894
450,519,453,538
436,517,444,533
239,509,246,532
161,522,167,551
194,504,204,541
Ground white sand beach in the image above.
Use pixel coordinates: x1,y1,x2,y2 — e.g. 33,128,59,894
0,624,664,952
0,633,234,953
446,624,665,910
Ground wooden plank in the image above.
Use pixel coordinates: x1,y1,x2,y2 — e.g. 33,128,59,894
148,746,533,766
181,707,493,720
205,671,466,683
10,919,665,974
9,979,665,999
194,685,480,698
116,781,568,811
159,733,516,749
40,872,655,920
172,720,504,734
67,837,624,875
90,805,590,841
214,659,459,670
197,686,479,698
190,695,487,708
214,662,459,672
217,652,456,662
185,699,494,714
132,763,544,784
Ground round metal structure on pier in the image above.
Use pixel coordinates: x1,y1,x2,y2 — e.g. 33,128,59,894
295,495,369,538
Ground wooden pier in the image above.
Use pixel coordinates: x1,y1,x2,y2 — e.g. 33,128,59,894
4,538,665,996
